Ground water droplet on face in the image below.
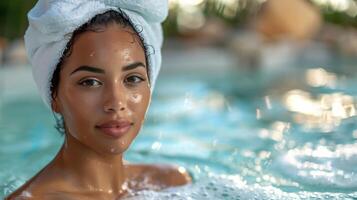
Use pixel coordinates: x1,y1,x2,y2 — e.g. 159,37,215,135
121,48,131,62
130,93,142,104
20,191,32,198
127,110,133,116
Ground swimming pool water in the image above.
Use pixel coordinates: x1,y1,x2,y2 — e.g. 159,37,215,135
1,62,357,199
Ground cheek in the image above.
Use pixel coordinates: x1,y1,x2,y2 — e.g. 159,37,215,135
127,89,150,118
60,85,100,132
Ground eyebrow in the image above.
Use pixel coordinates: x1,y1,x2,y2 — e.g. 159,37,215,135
70,65,104,75
122,62,146,71
70,62,146,75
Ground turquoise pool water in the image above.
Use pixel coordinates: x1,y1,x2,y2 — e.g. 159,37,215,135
1,61,357,199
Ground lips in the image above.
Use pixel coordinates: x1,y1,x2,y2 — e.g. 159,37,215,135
95,120,133,138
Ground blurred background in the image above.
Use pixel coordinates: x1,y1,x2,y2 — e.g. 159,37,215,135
1,0,357,199
1,0,357,67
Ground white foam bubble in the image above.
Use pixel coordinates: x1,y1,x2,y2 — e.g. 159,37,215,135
121,175,357,200
275,143,357,190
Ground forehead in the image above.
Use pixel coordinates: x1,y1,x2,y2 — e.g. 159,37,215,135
63,24,146,69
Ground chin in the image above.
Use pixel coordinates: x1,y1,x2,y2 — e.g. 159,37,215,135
105,141,132,155
107,148,125,155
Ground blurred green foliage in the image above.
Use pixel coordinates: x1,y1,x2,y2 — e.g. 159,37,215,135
0,0,357,41
322,9,357,28
163,0,357,37
163,0,260,37
0,0,36,40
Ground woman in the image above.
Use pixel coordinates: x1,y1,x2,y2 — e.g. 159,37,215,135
7,0,191,199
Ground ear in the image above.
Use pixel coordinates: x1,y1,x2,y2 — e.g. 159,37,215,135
51,96,61,114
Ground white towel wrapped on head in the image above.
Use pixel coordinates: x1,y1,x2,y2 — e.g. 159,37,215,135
25,0,168,108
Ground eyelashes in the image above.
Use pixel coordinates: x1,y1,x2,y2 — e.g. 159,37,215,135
125,75,145,85
77,75,146,88
78,78,102,87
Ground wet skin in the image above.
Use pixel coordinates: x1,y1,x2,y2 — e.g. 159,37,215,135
7,24,191,200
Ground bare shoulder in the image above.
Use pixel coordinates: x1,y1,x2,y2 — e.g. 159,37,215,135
5,175,44,200
5,167,69,200
5,178,64,200
5,185,33,200
6,181,81,200
5,184,52,200
146,164,192,186
126,163,192,189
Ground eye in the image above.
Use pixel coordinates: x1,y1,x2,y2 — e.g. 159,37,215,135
78,78,102,87
125,75,145,85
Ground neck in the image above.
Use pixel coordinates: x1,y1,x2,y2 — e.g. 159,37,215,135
56,134,127,195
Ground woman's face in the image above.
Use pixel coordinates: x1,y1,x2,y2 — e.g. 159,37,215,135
53,24,150,155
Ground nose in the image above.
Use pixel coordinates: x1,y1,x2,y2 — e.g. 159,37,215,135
103,83,127,113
